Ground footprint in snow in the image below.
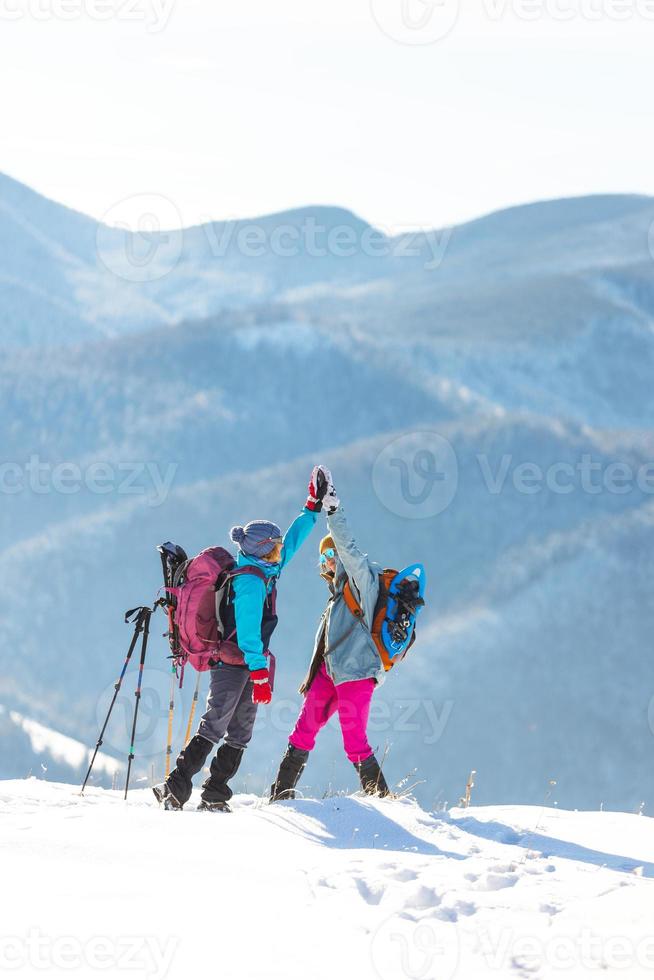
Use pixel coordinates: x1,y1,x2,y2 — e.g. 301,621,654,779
354,877,386,906
315,876,338,890
433,905,458,922
477,872,520,891
523,858,553,876
389,868,419,883
404,884,441,910
511,953,541,974
436,897,480,923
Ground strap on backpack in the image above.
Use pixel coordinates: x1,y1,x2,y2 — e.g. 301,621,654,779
322,585,362,659
215,564,277,644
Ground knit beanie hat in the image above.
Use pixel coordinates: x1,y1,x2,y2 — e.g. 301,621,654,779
319,534,335,555
230,520,282,558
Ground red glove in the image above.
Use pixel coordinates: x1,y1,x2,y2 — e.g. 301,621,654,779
306,465,331,512
251,669,272,704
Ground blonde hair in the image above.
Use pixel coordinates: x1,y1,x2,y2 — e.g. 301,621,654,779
262,541,283,563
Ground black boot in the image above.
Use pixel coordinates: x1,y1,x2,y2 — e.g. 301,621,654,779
355,754,390,798
201,742,244,805
152,783,183,811
270,744,309,802
157,734,214,809
197,799,232,813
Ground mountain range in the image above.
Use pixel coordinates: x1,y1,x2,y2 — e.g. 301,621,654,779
1,172,653,811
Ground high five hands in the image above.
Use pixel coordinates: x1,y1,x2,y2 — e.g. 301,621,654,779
306,465,340,514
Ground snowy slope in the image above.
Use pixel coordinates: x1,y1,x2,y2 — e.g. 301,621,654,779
3,171,653,354
2,779,654,979
0,173,394,346
0,705,121,782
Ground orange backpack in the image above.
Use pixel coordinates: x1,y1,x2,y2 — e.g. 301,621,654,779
342,569,417,672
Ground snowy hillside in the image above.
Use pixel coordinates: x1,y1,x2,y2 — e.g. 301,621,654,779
3,779,654,979
2,176,654,812
0,705,121,784
3,170,654,364
0,172,412,346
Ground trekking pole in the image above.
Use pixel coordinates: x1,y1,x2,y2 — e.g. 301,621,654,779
183,671,201,748
164,661,176,779
124,604,155,800
80,605,148,796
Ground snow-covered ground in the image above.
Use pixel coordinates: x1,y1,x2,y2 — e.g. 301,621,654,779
2,779,653,979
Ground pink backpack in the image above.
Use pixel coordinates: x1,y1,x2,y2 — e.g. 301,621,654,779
162,546,270,674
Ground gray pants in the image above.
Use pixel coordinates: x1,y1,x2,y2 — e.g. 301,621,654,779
197,663,258,748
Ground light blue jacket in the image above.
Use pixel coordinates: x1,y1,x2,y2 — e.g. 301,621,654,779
305,507,386,688
232,508,318,672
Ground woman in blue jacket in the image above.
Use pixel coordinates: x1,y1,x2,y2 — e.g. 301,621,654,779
154,465,328,811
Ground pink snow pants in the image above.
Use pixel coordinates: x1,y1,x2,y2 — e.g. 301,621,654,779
289,662,376,764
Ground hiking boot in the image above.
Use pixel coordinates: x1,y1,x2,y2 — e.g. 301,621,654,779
354,755,391,798
270,744,309,802
152,783,183,811
165,734,214,808
197,799,232,813
201,743,244,806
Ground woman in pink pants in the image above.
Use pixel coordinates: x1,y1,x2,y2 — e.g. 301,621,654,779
270,472,390,800
289,662,376,764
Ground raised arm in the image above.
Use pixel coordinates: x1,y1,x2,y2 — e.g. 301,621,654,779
280,508,319,569
279,464,329,570
327,506,379,619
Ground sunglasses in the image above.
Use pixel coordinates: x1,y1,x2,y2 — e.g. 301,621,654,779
319,548,336,565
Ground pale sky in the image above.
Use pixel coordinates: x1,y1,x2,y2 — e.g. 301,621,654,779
1,0,653,232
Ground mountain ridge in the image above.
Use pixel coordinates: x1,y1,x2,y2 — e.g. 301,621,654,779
2,174,653,809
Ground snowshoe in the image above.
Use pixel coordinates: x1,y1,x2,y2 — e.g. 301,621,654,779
381,565,426,662
152,783,183,811
197,799,232,813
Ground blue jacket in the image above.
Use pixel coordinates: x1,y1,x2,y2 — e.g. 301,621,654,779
303,507,385,688
232,508,318,672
